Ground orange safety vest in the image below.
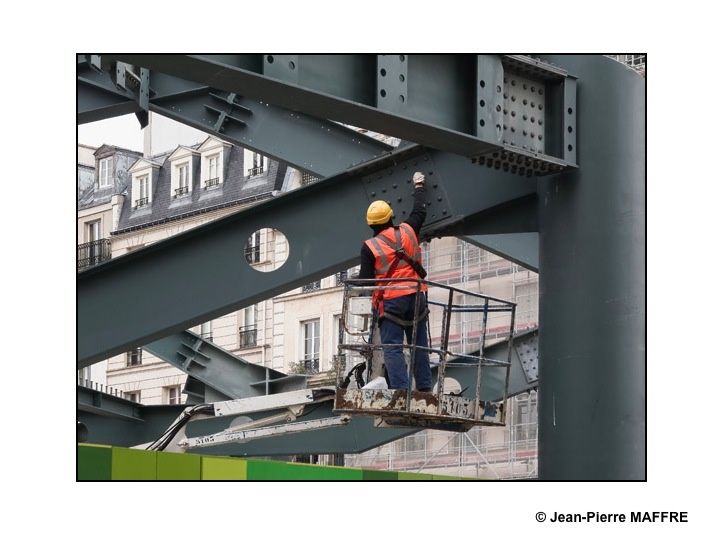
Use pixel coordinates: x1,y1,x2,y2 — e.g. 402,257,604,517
364,223,427,312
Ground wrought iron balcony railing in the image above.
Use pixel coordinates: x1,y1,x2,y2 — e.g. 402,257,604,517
134,197,149,208
302,281,321,293
247,166,264,177
174,186,189,197
303,358,320,374
77,238,112,271
239,325,257,348
204,177,220,188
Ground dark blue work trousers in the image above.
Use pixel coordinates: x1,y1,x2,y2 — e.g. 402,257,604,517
379,293,432,391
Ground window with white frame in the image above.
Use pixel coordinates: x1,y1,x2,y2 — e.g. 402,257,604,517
245,231,261,264
302,319,320,373
98,157,112,188
248,152,266,176
176,163,190,196
167,385,182,405
205,154,220,188
135,174,150,207
239,305,258,348
126,347,142,367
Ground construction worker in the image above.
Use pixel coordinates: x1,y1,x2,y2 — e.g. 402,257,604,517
359,171,431,392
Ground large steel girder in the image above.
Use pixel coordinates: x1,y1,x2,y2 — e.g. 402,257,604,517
77,56,393,178
78,144,537,366
109,54,577,176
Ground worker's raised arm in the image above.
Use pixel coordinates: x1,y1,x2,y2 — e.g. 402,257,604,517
405,172,427,237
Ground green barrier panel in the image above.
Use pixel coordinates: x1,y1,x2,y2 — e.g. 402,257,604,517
246,460,364,480
397,471,432,481
362,469,398,480
157,452,202,480
78,444,112,480
111,447,157,480
202,457,248,480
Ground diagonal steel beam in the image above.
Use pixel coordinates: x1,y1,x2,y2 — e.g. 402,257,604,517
463,233,539,272
77,58,392,177
78,144,536,366
110,54,575,175
142,331,307,400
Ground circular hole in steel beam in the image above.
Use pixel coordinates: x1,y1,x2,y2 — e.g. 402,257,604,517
289,61,296,70
267,55,274,64
479,80,485,88
399,74,405,82
568,126,573,133
399,55,405,62
479,99,485,107
568,144,574,152
568,107,573,114
380,89,387,98
380,68,387,76
399,95,405,103
479,119,485,127
245,228,289,272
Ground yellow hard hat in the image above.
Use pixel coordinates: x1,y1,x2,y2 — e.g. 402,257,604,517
366,200,394,225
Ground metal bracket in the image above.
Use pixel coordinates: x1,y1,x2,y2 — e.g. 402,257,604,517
515,332,539,383
204,91,252,133
377,54,409,114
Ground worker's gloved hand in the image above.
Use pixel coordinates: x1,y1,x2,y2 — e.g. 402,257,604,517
413,171,425,188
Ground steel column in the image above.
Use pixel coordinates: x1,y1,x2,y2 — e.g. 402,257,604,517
537,55,645,480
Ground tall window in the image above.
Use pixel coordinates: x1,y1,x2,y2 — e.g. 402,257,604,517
245,231,261,264
167,385,182,405
136,174,149,206
239,305,258,348
126,391,140,403
208,155,219,182
177,163,189,195
126,347,142,367
303,319,320,373
249,153,264,176
99,157,112,188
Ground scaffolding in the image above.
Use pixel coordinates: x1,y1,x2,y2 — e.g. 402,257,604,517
345,237,539,479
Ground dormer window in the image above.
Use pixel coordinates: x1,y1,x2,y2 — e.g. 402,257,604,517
98,157,112,188
199,136,230,188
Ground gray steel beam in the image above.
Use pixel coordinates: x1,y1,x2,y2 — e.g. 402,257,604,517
536,55,645,480
109,54,575,175
462,234,539,272
142,331,306,400
441,193,539,270
77,59,393,177
78,144,536,366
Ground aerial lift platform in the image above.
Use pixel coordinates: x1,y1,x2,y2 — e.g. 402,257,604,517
143,278,515,452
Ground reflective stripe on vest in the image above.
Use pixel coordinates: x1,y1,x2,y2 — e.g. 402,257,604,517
364,223,427,301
